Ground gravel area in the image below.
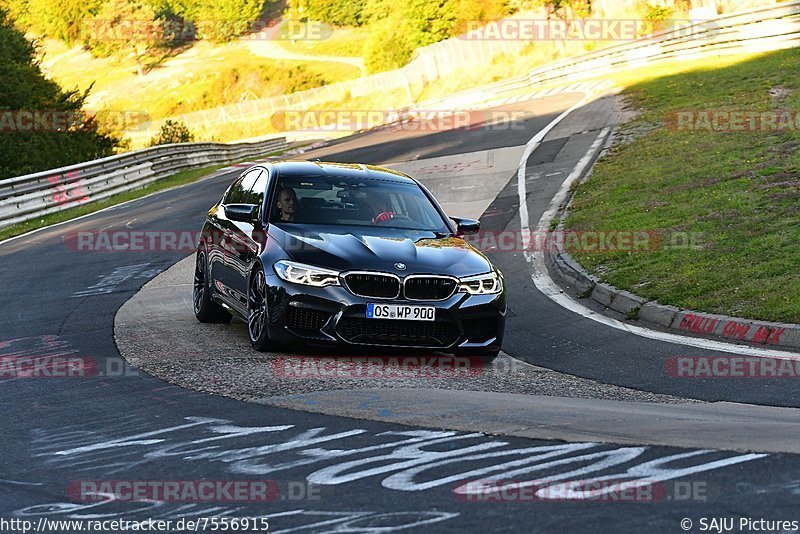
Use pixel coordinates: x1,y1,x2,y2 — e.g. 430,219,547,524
115,255,697,405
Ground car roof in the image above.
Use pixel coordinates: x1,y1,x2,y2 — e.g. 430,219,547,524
269,161,416,184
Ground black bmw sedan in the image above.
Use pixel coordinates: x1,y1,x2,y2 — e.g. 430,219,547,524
193,161,505,361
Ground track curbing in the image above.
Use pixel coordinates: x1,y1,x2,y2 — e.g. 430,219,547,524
547,132,800,352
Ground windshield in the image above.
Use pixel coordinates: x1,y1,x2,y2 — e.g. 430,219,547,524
269,175,450,232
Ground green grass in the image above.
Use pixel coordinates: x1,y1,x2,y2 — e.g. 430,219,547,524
274,25,370,58
0,146,291,242
564,49,800,323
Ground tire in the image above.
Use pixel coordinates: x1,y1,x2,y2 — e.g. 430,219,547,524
248,268,271,351
193,247,232,323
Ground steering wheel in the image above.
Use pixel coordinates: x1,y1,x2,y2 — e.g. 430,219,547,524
373,213,413,225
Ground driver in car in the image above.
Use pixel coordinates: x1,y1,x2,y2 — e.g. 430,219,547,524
276,187,298,222
368,193,395,225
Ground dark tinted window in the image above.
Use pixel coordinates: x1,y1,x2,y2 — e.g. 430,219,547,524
226,169,260,204
269,175,448,232
248,170,269,218
225,178,248,204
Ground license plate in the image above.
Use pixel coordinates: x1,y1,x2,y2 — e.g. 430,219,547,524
366,303,436,321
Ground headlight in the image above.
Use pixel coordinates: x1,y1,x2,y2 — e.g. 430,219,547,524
274,260,340,287
458,271,502,295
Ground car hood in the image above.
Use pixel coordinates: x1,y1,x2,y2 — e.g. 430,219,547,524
269,223,492,278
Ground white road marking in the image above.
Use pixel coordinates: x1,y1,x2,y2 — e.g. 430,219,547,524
33,417,766,497
0,479,43,486
71,263,155,298
516,92,595,232
516,96,800,361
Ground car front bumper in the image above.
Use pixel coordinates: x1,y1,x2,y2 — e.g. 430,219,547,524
264,272,506,353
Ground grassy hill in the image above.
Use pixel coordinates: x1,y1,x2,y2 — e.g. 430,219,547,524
39,37,361,131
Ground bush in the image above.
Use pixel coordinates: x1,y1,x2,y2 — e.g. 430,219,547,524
0,8,120,180
147,119,195,145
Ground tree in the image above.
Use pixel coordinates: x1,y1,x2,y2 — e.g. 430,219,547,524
399,0,459,48
0,7,120,180
6,0,103,43
453,0,512,35
180,0,265,42
86,0,167,76
543,0,592,20
298,0,367,27
362,0,392,25
363,14,415,73
362,0,511,71
147,119,195,146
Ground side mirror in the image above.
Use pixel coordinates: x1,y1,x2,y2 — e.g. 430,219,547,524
224,203,259,223
450,216,480,235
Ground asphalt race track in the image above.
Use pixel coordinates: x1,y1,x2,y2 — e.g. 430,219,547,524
2,90,800,532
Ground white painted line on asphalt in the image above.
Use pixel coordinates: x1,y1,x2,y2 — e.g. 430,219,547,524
517,116,800,361
516,92,594,232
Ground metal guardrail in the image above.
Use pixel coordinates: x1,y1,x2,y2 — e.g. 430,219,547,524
0,137,289,229
409,0,800,112
523,0,800,86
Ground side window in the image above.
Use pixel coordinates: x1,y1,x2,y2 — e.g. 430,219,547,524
222,178,243,205
247,170,269,219
226,169,260,204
